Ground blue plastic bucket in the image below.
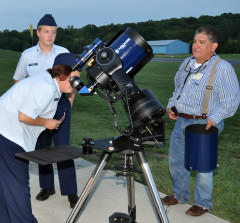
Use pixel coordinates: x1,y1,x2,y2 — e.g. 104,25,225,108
185,124,218,172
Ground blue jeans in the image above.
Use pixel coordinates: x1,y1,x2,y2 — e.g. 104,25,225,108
168,117,224,210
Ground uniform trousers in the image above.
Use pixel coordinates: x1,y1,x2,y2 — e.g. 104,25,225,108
36,95,77,195
0,134,38,223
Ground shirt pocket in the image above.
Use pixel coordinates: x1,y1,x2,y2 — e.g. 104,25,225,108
179,80,202,108
27,64,42,76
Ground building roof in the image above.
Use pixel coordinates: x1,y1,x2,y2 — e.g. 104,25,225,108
147,39,184,46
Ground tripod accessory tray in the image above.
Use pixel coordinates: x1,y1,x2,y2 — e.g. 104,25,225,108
15,145,83,165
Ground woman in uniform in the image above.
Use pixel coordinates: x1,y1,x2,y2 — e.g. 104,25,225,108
0,53,81,223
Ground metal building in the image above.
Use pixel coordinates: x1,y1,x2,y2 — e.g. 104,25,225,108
147,39,189,55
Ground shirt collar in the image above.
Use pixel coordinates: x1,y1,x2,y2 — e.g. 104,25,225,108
36,43,56,56
53,78,62,97
186,54,217,73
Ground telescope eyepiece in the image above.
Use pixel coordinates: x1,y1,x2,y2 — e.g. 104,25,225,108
70,76,84,91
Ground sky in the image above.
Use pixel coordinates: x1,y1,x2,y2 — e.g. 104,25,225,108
0,0,240,31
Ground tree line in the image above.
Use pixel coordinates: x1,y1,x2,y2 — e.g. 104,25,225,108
0,13,240,54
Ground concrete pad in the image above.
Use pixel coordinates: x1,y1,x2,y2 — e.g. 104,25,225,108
30,158,230,223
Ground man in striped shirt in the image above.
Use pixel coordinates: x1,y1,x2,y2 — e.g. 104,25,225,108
161,26,240,216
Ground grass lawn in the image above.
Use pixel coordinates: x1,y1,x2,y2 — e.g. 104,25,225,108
0,49,239,222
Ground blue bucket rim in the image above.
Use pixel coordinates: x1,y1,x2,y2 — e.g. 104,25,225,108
186,124,218,135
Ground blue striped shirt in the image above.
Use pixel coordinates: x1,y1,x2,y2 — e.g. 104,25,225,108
167,55,240,125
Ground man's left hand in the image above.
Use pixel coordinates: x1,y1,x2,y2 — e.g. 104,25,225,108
206,119,216,130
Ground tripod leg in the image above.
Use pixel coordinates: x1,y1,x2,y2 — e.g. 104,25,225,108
66,152,111,223
126,154,136,222
136,150,169,223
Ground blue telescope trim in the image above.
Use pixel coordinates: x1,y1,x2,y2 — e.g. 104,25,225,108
72,38,104,70
79,86,91,95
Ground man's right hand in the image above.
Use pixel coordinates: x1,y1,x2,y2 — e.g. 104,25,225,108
168,108,178,121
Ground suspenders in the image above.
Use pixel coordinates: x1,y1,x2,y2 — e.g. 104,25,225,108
201,58,221,116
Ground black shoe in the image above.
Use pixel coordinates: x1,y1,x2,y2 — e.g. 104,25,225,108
36,188,55,201
68,194,79,208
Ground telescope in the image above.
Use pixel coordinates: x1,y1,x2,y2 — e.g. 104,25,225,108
67,27,168,223
16,27,169,223
70,27,165,144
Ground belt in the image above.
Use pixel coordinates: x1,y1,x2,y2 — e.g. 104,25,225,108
178,113,207,119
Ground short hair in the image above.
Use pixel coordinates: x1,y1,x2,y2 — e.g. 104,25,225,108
37,25,57,31
47,64,72,81
195,26,218,43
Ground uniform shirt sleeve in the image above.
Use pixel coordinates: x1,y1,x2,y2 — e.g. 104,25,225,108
13,53,28,81
19,83,54,119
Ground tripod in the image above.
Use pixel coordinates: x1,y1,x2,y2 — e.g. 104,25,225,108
66,136,169,223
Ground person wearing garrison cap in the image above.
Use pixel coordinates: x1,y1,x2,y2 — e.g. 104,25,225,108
1,53,81,223
13,14,79,208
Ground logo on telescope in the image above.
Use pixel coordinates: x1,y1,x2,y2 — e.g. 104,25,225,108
115,38,131,54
